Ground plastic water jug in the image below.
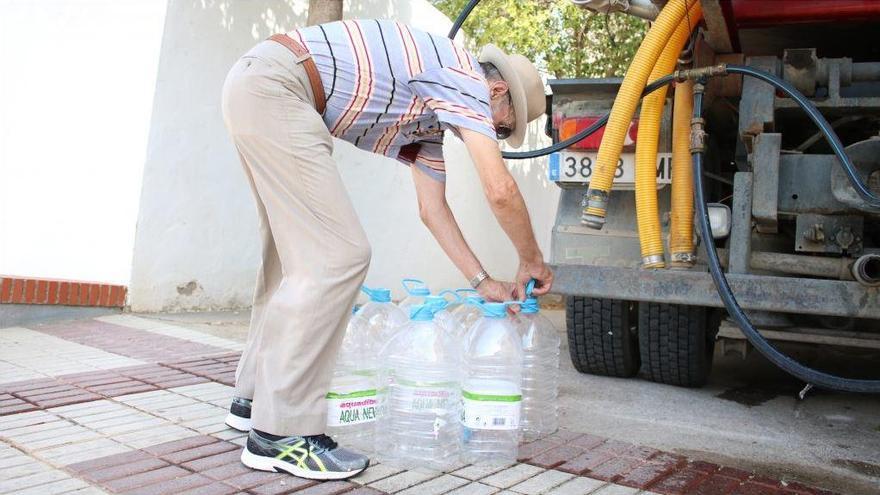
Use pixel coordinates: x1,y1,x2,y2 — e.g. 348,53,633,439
398,278,431,314
515,293,560,442
461,302,523,466
424,292,464,338
326,312,377,453
375,303,462,471
451,294,485,339
357,286,408,346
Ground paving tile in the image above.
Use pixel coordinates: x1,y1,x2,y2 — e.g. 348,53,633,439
649,466,711,495
222,470,286,490
451,464,513,481
39,437,132,465
68,449,152,473
509,469,574,495
731,482,784,495
581,457,643,482
164,440,239,464
83,458,170,482
122,473,214,495
0,469,70,492
346,488,388,495
557,450,615,476
518,439,566,463
12,477,91,495
545,477,607,495
369,468,443,493
293,481,358,495
103,465,190,492
397,474,469,495
180,449,242,471
482,464,545,489
445,482,500,495
615,458,682,489
567,435,606,451
528,445,585,470
351,463,406,485
687,474,746,495
590,485,638,495
201,460,253,480
248,476,317,495
177,482,241,495
142,434,219,456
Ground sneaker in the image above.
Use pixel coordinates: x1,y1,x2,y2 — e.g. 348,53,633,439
225,397,253,432
240,430,369,480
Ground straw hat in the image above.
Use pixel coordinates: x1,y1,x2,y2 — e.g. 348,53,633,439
478,44,546,149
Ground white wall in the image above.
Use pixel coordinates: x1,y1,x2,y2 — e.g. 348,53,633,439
129,0,558,311
0,0,167,285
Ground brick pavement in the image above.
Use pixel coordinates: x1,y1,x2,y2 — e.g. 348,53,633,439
0,316,840,495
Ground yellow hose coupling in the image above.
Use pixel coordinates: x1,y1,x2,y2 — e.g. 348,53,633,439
641,254,666,269
670,252,697,268
581,189,609,229
673,64,728,82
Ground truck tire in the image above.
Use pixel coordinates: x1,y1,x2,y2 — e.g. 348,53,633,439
566,297,640,377
638,303,719,387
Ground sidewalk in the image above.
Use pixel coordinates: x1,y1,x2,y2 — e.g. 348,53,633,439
1,315,837,495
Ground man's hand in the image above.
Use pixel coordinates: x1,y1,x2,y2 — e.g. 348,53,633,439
515,258,554,300
476,278,515,303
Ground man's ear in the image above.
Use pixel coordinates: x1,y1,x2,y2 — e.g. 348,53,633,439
489,80,510,100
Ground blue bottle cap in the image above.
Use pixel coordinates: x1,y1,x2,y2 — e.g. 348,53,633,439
409,304,436,321
520,297,539,314
361,286,391,303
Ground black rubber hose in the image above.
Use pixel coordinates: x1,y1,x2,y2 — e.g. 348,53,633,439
726,64,880,208
448,0,481,39
692,86,880,394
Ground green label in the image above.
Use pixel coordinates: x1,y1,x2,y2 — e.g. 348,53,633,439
326,389,377,399
461,390,522,402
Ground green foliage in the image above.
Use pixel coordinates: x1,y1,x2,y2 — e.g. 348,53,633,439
430,0,647,79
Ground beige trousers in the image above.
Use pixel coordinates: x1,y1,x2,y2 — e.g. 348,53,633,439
221,40,371,436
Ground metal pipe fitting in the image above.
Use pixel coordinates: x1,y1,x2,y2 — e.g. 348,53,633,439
674,64,728,82
570,0,660,20
852,254,880,287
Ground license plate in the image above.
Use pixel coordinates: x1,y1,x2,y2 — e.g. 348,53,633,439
549,151,673,184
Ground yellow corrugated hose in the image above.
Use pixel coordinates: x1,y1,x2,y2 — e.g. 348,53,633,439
670,78,696,266
634,3,702,268
582,0,699,229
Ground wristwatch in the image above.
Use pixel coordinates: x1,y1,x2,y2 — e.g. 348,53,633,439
469,269,489,289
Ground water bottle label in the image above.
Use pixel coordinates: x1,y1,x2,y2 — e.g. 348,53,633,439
396,384,457,414
460,389,522,431
325,389,378,427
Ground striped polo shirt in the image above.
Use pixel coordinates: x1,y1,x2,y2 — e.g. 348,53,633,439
291,20,498,181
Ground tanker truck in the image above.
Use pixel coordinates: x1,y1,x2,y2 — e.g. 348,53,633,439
543,0,880,388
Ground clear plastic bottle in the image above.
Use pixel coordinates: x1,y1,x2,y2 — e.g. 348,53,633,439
461,302,523,466
451,294,485,339
357,286,408,346
376,303,462,471
398,278,431,314
326,312,377,453
515,297,560,442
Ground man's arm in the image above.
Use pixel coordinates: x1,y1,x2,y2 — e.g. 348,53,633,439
458,128,554,297
410,165,514,302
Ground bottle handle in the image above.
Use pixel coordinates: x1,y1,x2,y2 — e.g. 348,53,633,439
401,278,427,295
